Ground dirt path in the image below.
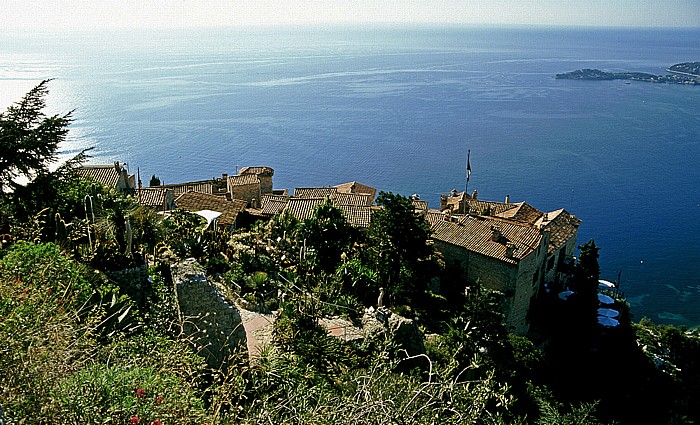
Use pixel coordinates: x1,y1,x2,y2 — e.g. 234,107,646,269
237,306,275,358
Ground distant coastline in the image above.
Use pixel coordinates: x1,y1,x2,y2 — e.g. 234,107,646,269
556,62,700,85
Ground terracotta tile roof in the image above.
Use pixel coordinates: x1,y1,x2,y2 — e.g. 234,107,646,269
76,165,121,188
175,191,246,228
239,166,274,176
335,204,373,227
496,202,543,224
334,181,377,199
424,209,449,226
467,200,517,216
134,187,169,208
228,174,260,187
412,199,429,210
424,209,466,226
333,192,374,206
283,198,325,221
261,194,290,203
260,194,290,216
431,215,543,265
538,209,582,255
166,181,214,196
294,187,338,198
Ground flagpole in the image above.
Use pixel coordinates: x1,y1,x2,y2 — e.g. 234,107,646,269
464,150,471,213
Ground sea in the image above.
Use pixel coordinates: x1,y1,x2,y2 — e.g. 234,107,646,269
2,26,699,327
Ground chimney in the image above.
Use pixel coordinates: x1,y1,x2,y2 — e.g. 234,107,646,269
472,189,478,200
505,242,516,258
440,194,448,211
543,213,549,221
491,225,501,241
505,194,510,204
222,173,228,180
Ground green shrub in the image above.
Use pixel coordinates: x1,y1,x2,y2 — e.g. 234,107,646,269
0,242,97,422
55,364,206,424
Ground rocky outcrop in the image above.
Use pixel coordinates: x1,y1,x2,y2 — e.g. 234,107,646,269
362,307,425,357
171,258,247,370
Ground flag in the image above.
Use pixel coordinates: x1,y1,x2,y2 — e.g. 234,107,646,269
466,150,471,182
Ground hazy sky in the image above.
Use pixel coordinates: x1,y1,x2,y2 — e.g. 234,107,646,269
3,0,699,29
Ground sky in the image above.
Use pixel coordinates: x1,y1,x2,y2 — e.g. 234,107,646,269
2,0,699,30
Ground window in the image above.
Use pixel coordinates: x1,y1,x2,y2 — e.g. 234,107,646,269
547,256,555,271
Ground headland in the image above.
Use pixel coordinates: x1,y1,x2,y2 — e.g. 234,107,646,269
556,62,700,85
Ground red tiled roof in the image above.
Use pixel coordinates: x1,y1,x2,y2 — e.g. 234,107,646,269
174,191,246,228
424,209,450,226
335,204,373,227
334,181,377,199
496,202,543,224
228,174,260,187
294,187,338,198
333,192,374,206
166,181,214,196
283,198,325,221
239,166,274,176
412,199,429,210
260,194,290,216
134,187,169,208
431,215,543,265
76,165,120,188
467,199,517,216
538,209,582,254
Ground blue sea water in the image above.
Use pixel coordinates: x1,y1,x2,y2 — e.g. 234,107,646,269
1,26,699,327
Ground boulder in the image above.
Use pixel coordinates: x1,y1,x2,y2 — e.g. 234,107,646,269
361,307,425,357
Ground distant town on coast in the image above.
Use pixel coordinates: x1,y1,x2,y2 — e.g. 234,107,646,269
556,61,700,85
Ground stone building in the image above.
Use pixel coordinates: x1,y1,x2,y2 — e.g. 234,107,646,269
174,191,247,230
227,167,275,208
431,214,548,335
334,181,377,200
536,209,581,284
76,162,136,192
134,187,175,210
254,182,378,228
238,166,274,194
426,190,580,335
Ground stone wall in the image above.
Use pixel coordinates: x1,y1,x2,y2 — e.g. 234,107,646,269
258,174,273,195
509,236,548,335
105,263,149,306
230,182,261,207
171,259,247,370
434,237,548,336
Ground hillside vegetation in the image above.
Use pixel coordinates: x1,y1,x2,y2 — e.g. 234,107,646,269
2,81,700,424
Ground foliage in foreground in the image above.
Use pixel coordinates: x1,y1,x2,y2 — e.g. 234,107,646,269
0,242,207,424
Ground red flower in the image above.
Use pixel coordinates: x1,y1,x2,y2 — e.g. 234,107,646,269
150,420,162,425
129,416,140,424
136,388,146,398
156,396,164,403
47,288,53,295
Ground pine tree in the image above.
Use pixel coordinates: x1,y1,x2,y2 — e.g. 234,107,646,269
0,80,72,192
